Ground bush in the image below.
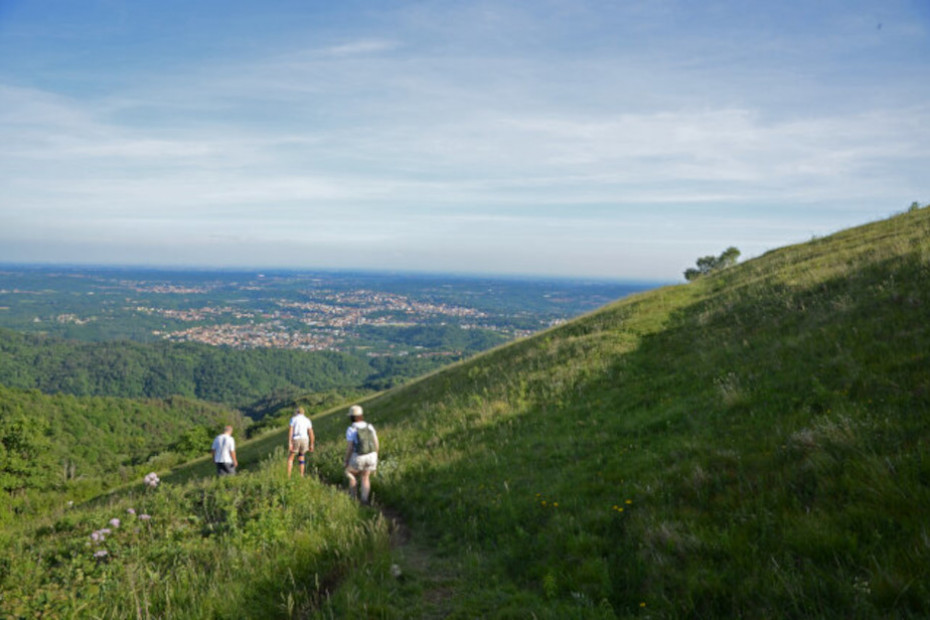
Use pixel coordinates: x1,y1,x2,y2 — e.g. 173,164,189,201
684,246,741,281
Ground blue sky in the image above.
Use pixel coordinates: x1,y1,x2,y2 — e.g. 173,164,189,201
1,0,928,280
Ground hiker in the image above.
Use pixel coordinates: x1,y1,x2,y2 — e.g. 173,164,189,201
211,425,238,476
287,406,315,477
344,404,379,505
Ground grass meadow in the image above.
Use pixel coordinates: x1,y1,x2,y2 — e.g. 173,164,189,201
0,452,395,619
2,205,929,618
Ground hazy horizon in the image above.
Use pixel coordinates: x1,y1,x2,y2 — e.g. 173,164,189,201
0,260,668,286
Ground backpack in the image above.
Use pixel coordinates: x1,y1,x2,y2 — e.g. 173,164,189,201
354,423,376,455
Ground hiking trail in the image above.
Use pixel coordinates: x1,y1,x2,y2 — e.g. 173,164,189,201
379,502,461,618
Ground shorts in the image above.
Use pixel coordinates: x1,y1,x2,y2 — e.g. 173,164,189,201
347,452,378,473
291,438,310,455
215,462,236,476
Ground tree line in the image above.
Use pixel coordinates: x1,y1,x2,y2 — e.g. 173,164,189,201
0,384,245,498
0,328,446,411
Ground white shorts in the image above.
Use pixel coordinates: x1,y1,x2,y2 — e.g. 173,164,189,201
348,452,378,472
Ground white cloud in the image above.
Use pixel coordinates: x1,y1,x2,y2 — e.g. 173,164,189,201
322,39,400,57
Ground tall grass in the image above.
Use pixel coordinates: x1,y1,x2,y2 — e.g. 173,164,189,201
0,453,392,619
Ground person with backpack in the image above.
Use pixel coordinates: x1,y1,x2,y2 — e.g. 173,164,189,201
287,406,315,478
211,425,238,476
344,404,379,505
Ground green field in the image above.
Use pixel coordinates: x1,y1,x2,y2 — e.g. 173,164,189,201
2,205,929,618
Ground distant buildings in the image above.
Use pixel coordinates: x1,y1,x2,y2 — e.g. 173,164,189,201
148,289,508,353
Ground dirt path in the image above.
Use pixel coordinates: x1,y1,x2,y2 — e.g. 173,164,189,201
378,504,460,618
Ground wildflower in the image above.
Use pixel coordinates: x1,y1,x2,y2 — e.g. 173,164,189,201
625,499,633,505
100,528,111,535
139,513,152,521
144,472,160,488
94,550,109,559
553,502,559,507
109,518,121,528
127,508,136,515
91,531,104,543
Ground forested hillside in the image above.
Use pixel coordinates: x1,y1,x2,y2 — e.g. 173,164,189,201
0,385,245,503
0,330,442,410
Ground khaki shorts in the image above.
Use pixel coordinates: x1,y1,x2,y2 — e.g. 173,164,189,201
291,438,310,455
347,452,378,472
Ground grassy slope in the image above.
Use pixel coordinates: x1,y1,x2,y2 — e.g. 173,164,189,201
298,206,929,617
0,457,391,619
4,207,928,618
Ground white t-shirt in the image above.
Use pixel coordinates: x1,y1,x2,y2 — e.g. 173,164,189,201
212,433,236,464
290,414,313,440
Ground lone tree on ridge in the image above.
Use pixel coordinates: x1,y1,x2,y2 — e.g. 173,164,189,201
684,246,741,281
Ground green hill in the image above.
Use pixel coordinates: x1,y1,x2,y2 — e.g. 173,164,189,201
2,206,929,618
302,205,929,617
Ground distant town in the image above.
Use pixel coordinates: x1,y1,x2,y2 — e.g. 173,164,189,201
138,289,542,352
0,267,656,357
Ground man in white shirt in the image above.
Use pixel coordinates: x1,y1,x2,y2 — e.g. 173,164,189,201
287,407,315,478
211,426,238,476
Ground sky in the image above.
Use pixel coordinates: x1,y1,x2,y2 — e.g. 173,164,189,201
1,0,928,281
